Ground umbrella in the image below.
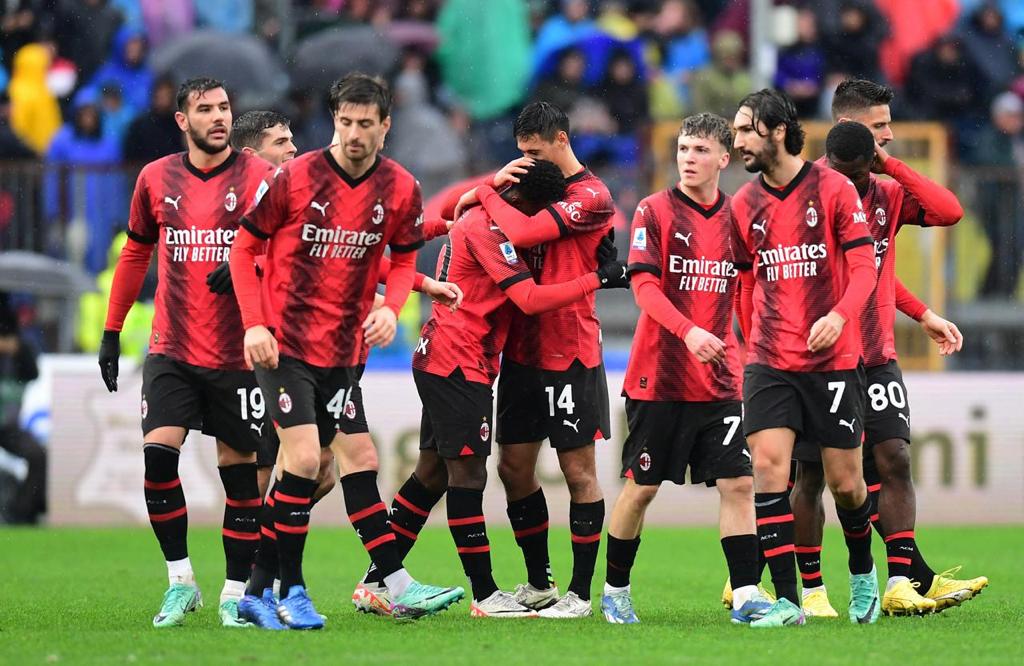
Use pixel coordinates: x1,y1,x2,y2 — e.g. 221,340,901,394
150,30,289,109
0,251,95,352
530,29,647,89
384,20,440,51
289,26,400,92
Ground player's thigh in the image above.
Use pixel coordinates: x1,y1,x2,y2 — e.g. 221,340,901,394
797,365,866,450
495,358,547,446
315,365,369,448
542,361,611,450
141,354,200,445
413,368,494,461
620,399,691,486
691,400,751,487
742,363,802,441
198,368,268,459
255,355,319,432
216,439,256,466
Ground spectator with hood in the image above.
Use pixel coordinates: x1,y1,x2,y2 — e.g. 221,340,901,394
691,29,751,119
85,27,153,113
960,2,1018,102
905,35,984,123
774,7,825,117
122,76,181,162
821,0,886,82
8,43,61,154
53,0,122,82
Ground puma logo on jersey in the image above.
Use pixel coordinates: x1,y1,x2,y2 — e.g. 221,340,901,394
164,195,181,211
898,413,910,426
753,219,768,236
250,422,264,436
636,205,648,217
839,418,856,433
674,232,692,246
415,337,429,354
563,418,580,433
310,200,330,216
585,187,600,198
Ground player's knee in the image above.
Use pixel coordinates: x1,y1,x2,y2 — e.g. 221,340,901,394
794,463,826,496
752,454,787,486
718,475,754,502
827,476,863,506
875,440,911,482
446,459,488,491
288,449,321,479
497,455,530,489
415,459,448,495
622,481,659,509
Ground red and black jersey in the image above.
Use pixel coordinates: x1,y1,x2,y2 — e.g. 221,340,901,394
623,188,742,402
503,169,614,370
413,207,533,385
127,150,272,370
241,150,423,368
731,161,873,372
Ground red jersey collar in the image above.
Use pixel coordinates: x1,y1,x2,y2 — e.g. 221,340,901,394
758,160,812,201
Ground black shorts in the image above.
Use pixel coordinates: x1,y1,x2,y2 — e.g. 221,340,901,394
256,432,280,467
254,355,368,448
792,361,910,465
622,399,751,486
496,358,611,450
743,363,866,449
141,354,270,454
414,368,493,459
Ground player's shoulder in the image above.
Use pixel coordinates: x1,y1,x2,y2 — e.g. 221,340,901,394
378,156,418,186
138,152,184,182
635,188,672,218
813,160,854,190
459,206,503,240
235,149,275,175
568,168,611,200
731,179,759,207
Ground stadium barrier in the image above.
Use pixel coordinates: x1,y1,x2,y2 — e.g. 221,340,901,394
39,356,1023,527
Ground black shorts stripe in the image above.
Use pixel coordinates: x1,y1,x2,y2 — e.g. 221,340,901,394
126,229,157,244
498,272,532,291
627,262,661,278
841,236,873,252
390,239,425,253
240,217,270,240
545,205,570,238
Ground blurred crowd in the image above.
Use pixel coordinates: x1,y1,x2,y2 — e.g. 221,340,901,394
1,0,1024,295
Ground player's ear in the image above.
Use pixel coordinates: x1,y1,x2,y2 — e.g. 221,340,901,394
718,147,730,169
174,111,188,132
557,130,569,148
380,115,392,135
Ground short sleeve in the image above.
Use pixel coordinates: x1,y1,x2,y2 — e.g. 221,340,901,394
463,223,533,291
833,177,874,251
241,165,290,240
728,199,753,270
626,200,663,278
547,180,614,237
127,170,158,244
389,178,426,253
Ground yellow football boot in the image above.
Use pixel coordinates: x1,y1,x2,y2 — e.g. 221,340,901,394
722,578,776,610
801,587,839,618
924,567,989,611
882,578,936,616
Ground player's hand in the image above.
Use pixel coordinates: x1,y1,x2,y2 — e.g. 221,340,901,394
206,262,233,295
422,277,463,312
492,157,535,188
871,142,890,174
919,309,963,355
363,307,398,348
683,326,727,364
98,330,120,392
596,229,617,264
807,311,846,352
452,187,479,221
244,325,279,370
596,260,629,289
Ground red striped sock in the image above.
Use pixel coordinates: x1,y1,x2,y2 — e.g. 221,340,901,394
447,487,497,601
884,530,916,579
273,471,317,595
143,444,188,562
342,471,402,579
755,491,798,605
837,497,875,576
365,474,444,585
219,463,261,584
795,545,824,589
507,488,552,590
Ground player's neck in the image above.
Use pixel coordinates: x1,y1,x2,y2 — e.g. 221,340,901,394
557,148,584,179
187,145,231,171
678,180,718,207
329,144,379,180
761,153,805,189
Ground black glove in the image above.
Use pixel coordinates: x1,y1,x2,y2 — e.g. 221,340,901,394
596,260,629,289
206,262,233,295
596,228,617,264
98,330,120,392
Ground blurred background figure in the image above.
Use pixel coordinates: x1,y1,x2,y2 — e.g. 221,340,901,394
8,43,61,155
692,30,751,120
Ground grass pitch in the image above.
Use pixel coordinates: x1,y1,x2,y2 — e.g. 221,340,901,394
1,525,1019,665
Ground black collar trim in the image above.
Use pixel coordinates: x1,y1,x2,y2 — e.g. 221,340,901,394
671,187,724,218
183,149,238,181
565,166,589,184
758,161,812,201
324,149,381,188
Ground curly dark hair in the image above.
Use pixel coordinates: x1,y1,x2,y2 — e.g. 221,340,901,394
825,121,875,164
679,112,733,150
231,110,290,151
831,79,894,120
176,77,225,112
737,88,805,156
328,72,390,120
511,159,566,207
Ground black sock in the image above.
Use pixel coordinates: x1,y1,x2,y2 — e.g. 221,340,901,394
755,491,798,605
365,474,444,585
795,545,824,589
605,534,640,588
507,488,552,589
273,471,317,596
884,529,917,579
341,471,402,580
144,444,188,562
219,463,261,584
865,469,883,536
837,498,875,575
721,534,759,591
447,486,498,601
908,547,936,592
246,485,278,597
568,500,604,600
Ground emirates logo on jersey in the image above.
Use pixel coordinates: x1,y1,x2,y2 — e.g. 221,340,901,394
874,207,887,227
372,201,385,225
805,200,818,228
639,452,652,471
344,400,357,420
278,391,293,414
480,420,490,441
225,188,237,212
